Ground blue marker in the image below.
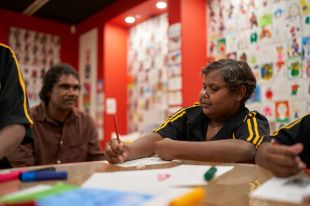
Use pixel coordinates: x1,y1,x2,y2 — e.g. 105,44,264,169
20,171,68,182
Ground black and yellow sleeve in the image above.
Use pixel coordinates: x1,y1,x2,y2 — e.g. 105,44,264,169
0,43,33,143
235,111,270,147
269,113,310,145
153,107,188,140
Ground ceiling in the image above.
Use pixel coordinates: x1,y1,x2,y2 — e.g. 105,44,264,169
110,0,167,28
0,0,116,25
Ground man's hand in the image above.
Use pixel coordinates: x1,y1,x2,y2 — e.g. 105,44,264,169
255,142,305,177
104,139,129,163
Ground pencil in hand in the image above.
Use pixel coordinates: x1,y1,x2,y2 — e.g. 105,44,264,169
114,115,121,143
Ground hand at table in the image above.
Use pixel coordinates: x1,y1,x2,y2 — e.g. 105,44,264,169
155,138,175,161
104,139,129,163
255,142,305,177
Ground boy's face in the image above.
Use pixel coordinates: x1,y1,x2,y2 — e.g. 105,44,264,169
199,70,241,121
48,74,80,112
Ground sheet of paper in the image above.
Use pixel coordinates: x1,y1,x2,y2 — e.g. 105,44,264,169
250,176,310,204
36,188,152,206
82,165,233,195
116,157,179,168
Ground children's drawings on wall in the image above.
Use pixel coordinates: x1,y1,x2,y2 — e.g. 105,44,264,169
9,27,61,107
127,14,169,133
79,28,98,119
207,0,310,131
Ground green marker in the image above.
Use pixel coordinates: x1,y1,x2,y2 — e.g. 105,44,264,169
204,166,217,181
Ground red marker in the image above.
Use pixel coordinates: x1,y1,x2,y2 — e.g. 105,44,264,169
0,167,55,183
0,170,25,183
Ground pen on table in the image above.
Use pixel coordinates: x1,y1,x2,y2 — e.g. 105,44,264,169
169,187,205,206
114,115,121,143
19,171,67,182
204,166,217,181
0,167,56,183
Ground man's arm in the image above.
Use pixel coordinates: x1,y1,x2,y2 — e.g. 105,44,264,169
0,124,25,158
7,127,35,167
155,138,256,162
87,116,105,161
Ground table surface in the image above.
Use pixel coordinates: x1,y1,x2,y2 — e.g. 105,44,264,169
0,160,307,206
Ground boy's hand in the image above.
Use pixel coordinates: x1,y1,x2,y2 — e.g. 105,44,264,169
105,139,129,163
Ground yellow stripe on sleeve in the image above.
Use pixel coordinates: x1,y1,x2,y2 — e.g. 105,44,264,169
271,117,303,136
153,103,200,132
246,118,254,142
251,113,260,144
0,43,33,125
256,135,264,148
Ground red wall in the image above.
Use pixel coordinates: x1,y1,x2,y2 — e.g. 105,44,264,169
181,0,206,107
103,23,128,147
76,1,147,145
0,9,78,69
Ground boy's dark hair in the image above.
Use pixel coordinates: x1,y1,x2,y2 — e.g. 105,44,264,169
39,63,78,106
201,59,256,103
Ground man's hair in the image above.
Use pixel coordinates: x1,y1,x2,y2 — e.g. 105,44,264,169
201,59,256,103
39,63,78,106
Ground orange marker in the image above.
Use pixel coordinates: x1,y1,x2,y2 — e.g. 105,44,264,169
169,187,206,206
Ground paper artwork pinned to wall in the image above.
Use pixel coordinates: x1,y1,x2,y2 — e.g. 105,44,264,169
127,14,170,133
9,27,61,107
207,0,309,126
275,100,290,122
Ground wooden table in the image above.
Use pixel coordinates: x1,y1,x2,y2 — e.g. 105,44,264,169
0,160,307,206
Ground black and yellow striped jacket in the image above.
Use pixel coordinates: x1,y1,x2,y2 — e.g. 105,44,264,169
153,103,270,147
263,113,310,166
0,43,33,143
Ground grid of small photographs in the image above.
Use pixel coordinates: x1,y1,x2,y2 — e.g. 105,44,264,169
207,0,310,131
167,23,183,115
127,14,169,133
9,27,61,107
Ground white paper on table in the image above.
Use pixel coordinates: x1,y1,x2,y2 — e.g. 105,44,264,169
250,176,310,204
116,157,179,168
82,165,233,195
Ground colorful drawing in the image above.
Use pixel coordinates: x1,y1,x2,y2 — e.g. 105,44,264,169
261,63,273,80
217,38,226,54
264,87,273,101
287,56,302,78
275,45,285,70
249,85,261,102
290,83,299,95
263,106,273,119
250,32,258,44
275,101,290,122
